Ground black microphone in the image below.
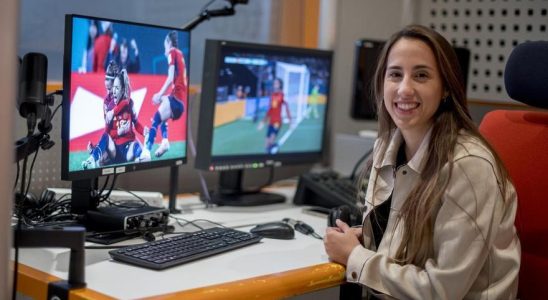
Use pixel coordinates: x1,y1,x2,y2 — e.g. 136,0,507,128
18,53,48,120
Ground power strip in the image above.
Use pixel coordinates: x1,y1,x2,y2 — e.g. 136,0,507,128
46,188,165,208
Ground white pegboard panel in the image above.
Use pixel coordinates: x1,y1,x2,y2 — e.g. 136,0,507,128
419,0,548,103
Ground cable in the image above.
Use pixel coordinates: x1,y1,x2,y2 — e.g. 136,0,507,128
115,187,150,207
50,102,62,120
282,218,323,240
24,148,40,196
350,148,374,181
14,161,20,191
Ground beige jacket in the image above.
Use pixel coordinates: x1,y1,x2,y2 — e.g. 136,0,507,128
346,128,521,299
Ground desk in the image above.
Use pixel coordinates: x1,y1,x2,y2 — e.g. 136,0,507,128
16,187,346,299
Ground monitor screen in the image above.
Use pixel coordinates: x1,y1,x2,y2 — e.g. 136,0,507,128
351,39,470,120
196,40,333,172
62,15,190,181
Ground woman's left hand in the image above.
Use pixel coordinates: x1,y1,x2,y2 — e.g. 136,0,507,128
324,219,361,265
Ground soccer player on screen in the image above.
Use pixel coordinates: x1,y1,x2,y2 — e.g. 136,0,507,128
258,78,292,154
105,69,150,163
82,60,119,169
146,30,187,157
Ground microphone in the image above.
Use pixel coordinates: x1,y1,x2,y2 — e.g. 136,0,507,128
18,53,48,119
18,53,49,135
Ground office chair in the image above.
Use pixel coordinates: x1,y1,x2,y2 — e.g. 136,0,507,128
478,41,548,299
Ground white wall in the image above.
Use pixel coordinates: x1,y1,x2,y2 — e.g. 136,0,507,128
0,0,18,297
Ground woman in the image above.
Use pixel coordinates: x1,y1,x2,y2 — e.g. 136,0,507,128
106,69,150,164
257,78,292,154
324,25,520,299
147,30,187,157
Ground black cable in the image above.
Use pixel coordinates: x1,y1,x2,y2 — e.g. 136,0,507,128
98,176,110,200
50,102,62,120
350,148,374,181
24,148,39,196
115,188,150,207
14,161,20,191
103,174,118,200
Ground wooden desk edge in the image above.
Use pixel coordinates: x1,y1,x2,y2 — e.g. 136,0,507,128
16,263,115,300
17,262,344,300
142,262,346,300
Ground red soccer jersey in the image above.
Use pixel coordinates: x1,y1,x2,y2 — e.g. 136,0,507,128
267,92,290,125
108,99,144,145
93,34,111,73
167,48,187,101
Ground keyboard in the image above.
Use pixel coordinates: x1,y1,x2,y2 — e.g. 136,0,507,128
109,227,262,270
293,170,362,209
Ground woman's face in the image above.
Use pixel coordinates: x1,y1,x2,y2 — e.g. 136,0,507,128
112,77,122,103
383,38,444,136
104,78,113,95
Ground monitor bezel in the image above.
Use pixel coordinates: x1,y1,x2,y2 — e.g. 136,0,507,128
61,14,189,181
195,39,333,172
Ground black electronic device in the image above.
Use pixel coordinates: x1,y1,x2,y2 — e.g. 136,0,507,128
250,221,295,239
61,15,190,233
195,39,333,206
85,206,169,241
293,170,360,209
351,39,471,120
328,205,363,227
109,227,262,270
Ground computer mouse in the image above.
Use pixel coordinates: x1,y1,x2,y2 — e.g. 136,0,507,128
250,222,295,240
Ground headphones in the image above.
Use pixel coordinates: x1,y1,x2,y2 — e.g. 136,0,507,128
15,189,57,212
327,205,363,227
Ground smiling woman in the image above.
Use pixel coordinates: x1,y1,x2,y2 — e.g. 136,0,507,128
324,25,521,300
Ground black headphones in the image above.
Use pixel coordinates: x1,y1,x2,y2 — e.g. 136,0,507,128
15,189,56,210
327,205,363,227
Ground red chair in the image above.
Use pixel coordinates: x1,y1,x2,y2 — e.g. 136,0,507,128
479,41,548,300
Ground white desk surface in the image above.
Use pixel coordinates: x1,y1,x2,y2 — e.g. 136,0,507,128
18,187,341,299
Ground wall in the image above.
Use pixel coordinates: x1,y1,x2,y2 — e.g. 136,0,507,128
1,0,18,297
328,0,404,155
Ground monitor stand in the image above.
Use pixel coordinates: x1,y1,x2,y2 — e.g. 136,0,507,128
207,170,286,206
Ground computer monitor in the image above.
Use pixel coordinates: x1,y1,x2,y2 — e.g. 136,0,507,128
196,40,333,206
62,14,190,215
351,39,471,120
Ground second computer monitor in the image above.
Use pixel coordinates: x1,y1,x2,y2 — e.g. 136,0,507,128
196,40,332,170
196,40,333,205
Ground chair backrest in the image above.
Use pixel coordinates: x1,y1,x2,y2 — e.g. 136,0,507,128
478,41,548,299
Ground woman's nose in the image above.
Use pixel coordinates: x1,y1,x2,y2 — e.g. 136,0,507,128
398,76,414,98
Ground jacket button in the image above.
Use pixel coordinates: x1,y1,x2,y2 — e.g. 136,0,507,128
402,170,407,175
351,271,357,280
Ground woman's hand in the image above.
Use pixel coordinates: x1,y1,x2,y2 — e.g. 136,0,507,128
324,219,362,265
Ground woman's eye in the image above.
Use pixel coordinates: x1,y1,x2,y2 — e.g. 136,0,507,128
387,72,402,78
415,72,429,80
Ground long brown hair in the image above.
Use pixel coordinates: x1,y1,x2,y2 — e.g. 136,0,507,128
370,25,511,267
